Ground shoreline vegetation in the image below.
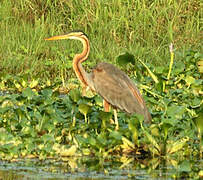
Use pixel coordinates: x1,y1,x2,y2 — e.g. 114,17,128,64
0,0,202,179
0,0,201,82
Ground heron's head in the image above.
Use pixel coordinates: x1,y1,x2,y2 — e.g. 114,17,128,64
45,31,88,41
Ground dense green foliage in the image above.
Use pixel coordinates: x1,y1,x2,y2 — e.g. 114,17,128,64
0,0,202,179
0,0,201,82
0,49,202,178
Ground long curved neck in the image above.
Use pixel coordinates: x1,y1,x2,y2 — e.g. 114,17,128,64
72,36,90,86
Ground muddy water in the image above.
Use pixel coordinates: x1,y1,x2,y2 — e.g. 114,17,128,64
0,157,202,179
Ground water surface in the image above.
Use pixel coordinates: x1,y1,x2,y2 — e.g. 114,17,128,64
0,156,202,179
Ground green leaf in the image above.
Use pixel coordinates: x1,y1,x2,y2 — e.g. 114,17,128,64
190,97,201,108
116,52,135,66
193,109,203,137
89,137,97,146
197,60,203,73
121,137,135,149
128,117,139,144
138,58,159,83
109,131,122,141
141,125,160,154
161,123,172,140
178,160,191,172
69,89,81,103
60,145,77,156
22,87,35,99
150,125,160,137
166,105,185,120
185,76,195,86
155,66,165,74
194,52,203,59
41,89,53,98
78,103,91,116
41,134,55,143
98,111,112,121
167,137,189,154
145,131,160,154
98,111,112,128
173,61,185,74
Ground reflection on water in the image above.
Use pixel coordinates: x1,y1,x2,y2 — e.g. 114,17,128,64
0,156,202,179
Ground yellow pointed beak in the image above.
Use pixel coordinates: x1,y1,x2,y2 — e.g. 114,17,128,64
45,34,71,41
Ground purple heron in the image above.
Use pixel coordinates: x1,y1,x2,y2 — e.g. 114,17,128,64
45,31,151,128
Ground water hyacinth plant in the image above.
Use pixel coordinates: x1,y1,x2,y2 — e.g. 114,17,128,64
0,0,202,179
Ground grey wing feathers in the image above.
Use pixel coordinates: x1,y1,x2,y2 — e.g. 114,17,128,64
92,62,151,122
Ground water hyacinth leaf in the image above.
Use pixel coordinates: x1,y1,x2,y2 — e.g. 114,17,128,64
128,116,139,131
46,123,55,133
149,158,160,169
0,128,8,140
141,125,160,154
75,135,89,146
89,137,97,146
96,133,108,147
150,125,160,137
21,126,35,137
121,137,135,150
169,159,178,167
128,117,139,145
67,158,78,169
199,170,203,177
190,97,202,108
167,137,189,154
119,157,134,169
83,88,95,98
41,134,55,143
138,58,159,84
60,145,77,157
78,103,91,116
178,160,191,172
22,87,35,99
69,89,81,103
24,139,36,153
131,129,139,145
41,88,53,98
1,104,12,114
21,79,27,88
14,81,22,91
0,96,5,103
166,105,185,120
29,79,39,88
194,52,203,59
197,60,203,73
161,123,172,140
116,52,135,66
193,108,203,137
173,61,185,75
185,76,195,86
155,66,165,74
98,111,112,128
79,103,91,123
94,96,103,107
109,131,122,141
82,148,91,155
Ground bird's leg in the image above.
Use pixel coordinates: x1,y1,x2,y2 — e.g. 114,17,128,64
82,85,87,96
114,109,119,130
103,99,110,112
103,99,113,124
103,99,119,130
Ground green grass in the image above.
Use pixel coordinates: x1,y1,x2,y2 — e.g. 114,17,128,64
0,0,201,83
0,1,203,178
